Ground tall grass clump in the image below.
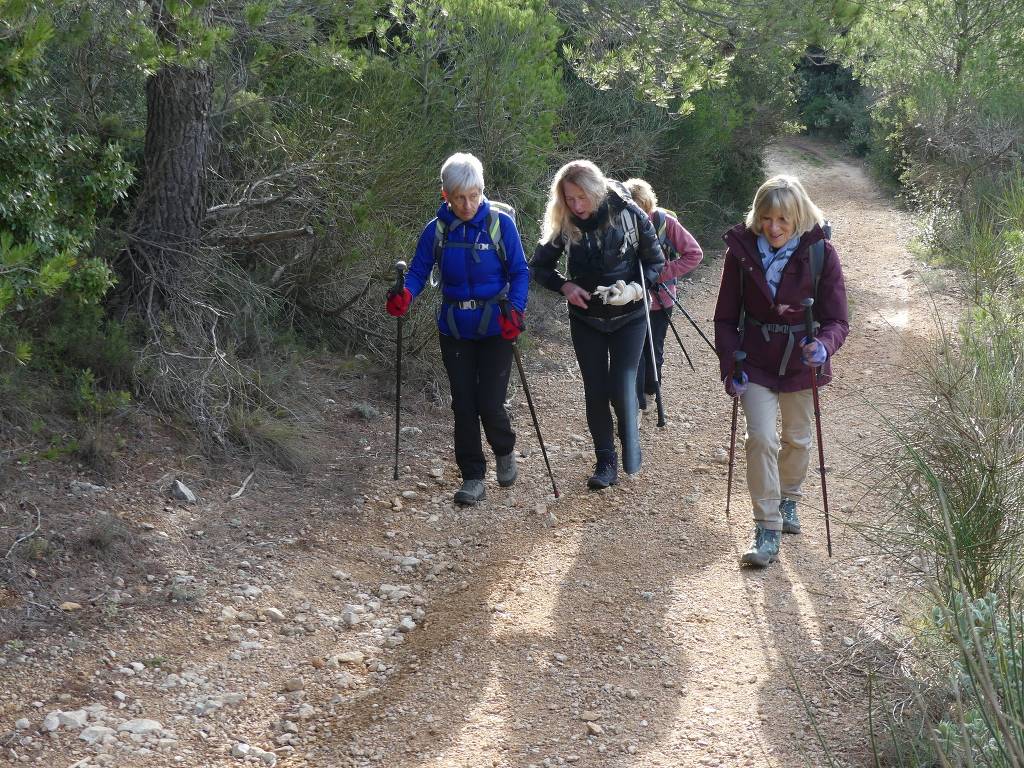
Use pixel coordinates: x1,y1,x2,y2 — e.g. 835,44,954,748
817,358,1024,764
881,306,1024,600
847,172,1024,768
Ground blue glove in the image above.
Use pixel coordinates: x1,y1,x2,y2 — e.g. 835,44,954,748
801,338,827,367
724,371,748,397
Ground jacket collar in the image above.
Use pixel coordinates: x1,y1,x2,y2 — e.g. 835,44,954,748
437,197,491,229
723,223,827,303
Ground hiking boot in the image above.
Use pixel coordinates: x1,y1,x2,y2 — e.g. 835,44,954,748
780,498,801,534
454,479,486,505
740,525,781,567
587,450,618,489
496,452,518,488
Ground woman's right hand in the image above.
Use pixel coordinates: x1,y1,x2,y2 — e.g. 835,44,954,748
386,287,412,317
560,281,591,309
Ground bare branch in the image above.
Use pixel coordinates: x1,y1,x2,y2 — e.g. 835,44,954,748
217,225,314,245
205,191,297,220
229,468,256,500
5,502,41,560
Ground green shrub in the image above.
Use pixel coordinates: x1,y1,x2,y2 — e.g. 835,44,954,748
882,303,1024,600
795,55,873,156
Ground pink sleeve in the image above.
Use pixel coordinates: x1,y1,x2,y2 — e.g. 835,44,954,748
657,215,703,283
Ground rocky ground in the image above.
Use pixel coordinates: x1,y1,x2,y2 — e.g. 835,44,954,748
0,139,953,767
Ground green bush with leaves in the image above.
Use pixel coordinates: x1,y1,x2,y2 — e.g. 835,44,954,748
0,6,132,370
795,58,872,156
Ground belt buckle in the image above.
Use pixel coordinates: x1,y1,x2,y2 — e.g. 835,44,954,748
461,300,478,310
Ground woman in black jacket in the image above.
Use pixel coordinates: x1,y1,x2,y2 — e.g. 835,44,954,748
531,160,664,488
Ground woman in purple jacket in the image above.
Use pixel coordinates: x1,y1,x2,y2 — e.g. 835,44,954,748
713,175,848,567
623,178,704,414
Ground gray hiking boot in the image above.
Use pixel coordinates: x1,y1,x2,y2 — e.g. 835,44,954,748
454,479,486,505
740,525,781,567
587,450,618,489
780,498,801,534
496,452,518,488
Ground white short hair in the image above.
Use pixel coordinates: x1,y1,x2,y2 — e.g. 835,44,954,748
440,152,485,194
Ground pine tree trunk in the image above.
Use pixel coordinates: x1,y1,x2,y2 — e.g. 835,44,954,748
124,5,211,319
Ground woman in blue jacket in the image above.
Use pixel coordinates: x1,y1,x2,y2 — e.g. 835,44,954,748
386,153,530,505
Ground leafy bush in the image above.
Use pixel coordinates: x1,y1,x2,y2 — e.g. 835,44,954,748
795,56,872,155
1,5,132,388
0,93,131,362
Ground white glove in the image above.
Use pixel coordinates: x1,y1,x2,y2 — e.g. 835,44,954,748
604,281,644,305
593,280,625,304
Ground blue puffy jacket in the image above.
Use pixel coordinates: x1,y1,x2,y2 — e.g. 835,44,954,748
405,198,530,340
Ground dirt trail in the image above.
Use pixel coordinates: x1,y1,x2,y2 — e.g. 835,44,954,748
0,139,942,768
313,139,935,767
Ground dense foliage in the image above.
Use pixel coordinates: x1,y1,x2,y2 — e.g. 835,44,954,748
1,0,828,442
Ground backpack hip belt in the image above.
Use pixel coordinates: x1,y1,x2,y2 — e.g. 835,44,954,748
442,283,510,340
746,317,820,376
735,223,832,371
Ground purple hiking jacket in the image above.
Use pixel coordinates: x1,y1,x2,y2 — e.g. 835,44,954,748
713,223,849,392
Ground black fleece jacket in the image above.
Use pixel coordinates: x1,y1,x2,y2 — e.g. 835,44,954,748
530,182,664,320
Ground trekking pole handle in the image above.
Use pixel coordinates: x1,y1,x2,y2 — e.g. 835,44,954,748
731,349,746,381
802,297,815,340
393,260,407,291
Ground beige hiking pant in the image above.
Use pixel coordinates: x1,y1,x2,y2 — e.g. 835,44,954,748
740,382,814,530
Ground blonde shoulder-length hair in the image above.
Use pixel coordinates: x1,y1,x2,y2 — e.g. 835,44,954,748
745,175,824,236
540,160,608,245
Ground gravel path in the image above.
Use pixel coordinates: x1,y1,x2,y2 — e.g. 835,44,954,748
0,139,946,768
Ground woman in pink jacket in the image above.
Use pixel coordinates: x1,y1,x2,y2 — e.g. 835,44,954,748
713,175,848,568
624,179,703,414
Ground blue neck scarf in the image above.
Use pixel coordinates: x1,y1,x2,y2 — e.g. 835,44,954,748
756,233,801,299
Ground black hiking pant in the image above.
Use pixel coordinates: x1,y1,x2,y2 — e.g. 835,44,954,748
439,333,516,481
569,314,646,474
637,306,672,409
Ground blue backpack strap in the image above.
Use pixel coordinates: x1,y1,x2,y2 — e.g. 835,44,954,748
438,209,511,340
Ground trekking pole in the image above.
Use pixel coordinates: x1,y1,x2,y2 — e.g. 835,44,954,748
391,260,407,481
511,343,560,499
802,297,833,558
662,306,695,372
656,284,716,354
725,350,746,520
637,267,667,428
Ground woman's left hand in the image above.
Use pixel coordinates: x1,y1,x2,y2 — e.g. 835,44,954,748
800,339,827,367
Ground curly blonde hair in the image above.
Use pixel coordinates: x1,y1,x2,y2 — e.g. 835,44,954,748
745,175,824,236
624,178,657,214
541,160,607,244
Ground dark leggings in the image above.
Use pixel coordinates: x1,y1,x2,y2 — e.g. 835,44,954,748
439,333,516,481
637,307,672,409
569,314,646,474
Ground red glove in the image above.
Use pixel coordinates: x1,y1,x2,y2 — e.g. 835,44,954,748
386,287,412,317
498,308,524,340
